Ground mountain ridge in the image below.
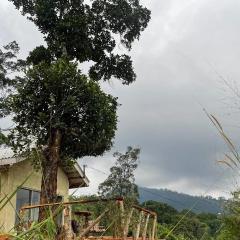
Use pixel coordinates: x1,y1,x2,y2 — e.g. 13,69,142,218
139,187,225,214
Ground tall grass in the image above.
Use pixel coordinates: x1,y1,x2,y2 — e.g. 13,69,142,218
0,172,60,240
205,110,240,171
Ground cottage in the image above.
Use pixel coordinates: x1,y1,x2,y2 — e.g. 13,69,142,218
0,156,89,232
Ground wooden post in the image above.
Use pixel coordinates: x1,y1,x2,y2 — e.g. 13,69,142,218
79,208,109,238
64,206,74,239
151,215,157,240
84,215,89,229
148,224,152,240
123,208,134,240
57,206,74,240
135,211,143,240
119,200,125,230
142,214,150,240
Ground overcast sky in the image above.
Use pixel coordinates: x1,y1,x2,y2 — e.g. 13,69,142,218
1,0,240,198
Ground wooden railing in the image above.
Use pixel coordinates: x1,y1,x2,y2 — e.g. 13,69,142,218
19,197,157,240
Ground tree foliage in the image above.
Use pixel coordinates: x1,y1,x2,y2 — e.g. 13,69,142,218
0,41,23,116
98,146,140,200
142,200,221,240
198,213,222,237
9,0,151,84
9,58,118,159
0,41,24,145
216,191,240,239
142,200,178,225
0,41,22,89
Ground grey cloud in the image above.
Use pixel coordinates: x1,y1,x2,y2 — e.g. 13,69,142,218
0,1,44,56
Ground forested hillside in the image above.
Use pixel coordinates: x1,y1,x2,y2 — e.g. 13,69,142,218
139,187,226,214
142,200,223,239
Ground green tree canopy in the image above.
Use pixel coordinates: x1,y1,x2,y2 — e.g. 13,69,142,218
142,200,178,225
9,58,118,159
216,191,240,239
7,58,118,211
9,0,151,84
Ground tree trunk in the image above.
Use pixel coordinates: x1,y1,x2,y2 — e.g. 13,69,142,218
123,208,134,240
39,128,62,222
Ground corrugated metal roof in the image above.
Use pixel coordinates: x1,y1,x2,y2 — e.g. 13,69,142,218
63,162,90,188
0,148,15,161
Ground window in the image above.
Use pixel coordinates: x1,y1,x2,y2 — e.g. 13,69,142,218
15,188,63,226
31,191,40,221
15,188,40,224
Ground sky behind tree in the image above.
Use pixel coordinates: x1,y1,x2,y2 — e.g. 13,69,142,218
1,0,240,198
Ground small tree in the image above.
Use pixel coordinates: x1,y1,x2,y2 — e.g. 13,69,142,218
98,147,140,237
0,41,21,89
98,146,140,201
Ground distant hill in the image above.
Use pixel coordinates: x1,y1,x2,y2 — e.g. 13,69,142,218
139,187,226,214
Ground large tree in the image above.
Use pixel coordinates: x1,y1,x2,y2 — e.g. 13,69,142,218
7,0,151,217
